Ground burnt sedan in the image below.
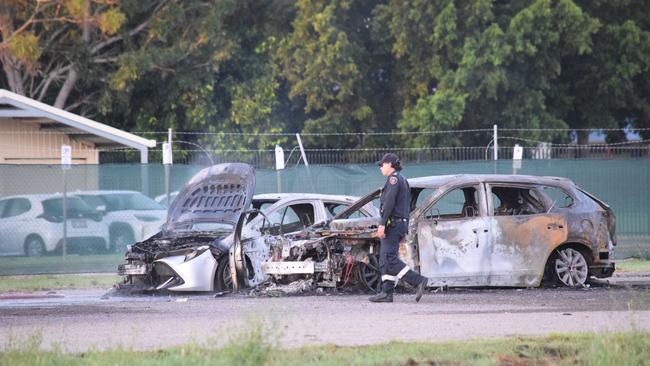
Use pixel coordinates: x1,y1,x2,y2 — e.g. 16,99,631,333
117,163,378,292
234,174,615,291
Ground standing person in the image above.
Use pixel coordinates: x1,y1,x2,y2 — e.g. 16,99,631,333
369,153,428,303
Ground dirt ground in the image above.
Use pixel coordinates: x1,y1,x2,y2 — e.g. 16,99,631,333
2,272,650,353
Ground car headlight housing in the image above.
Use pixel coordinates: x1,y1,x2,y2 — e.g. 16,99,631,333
184,245,209,262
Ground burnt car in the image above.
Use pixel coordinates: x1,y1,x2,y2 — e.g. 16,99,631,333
231,174,615,291
118,163,378,292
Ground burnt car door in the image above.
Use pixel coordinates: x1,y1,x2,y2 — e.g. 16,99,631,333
486,183,568,287
415,184,492,286
238,200,319,287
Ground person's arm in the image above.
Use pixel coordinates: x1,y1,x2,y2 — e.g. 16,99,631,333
380,178,398,225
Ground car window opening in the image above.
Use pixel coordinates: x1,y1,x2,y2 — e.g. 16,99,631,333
492,187,545,216
266,203,315,235
428,186,479,220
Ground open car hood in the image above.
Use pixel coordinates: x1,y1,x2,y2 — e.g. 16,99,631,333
166,163,256,231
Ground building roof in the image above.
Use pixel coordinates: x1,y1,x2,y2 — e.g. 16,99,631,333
0,89,155,152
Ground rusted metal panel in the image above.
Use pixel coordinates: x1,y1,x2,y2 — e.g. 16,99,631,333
417,217,493,286
490,215,568,286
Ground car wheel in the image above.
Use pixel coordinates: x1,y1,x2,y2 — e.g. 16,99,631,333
25,236,46,257
215,256,233,292
111,228,134,253
357,253,381,293
552,247,589,287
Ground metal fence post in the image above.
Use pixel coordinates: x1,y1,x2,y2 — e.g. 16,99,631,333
163,128,173,206
61,144,71,257
296,133,309,167
493,124,498,161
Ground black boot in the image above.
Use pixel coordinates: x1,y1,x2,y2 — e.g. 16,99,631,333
369,291,393,303
415,278,428,303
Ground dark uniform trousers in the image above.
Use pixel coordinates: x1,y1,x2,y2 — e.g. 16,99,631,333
379,220,426,293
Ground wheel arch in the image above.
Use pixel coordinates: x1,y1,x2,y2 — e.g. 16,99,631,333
547,241,594,265
23,234,46,255
543,241,594,283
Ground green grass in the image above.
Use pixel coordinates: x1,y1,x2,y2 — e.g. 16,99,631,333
616,258,650,272
0,273,120,292
0,254,122,276
2,329,650,366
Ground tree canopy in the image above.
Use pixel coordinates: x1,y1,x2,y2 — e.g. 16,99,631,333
1,0,649,150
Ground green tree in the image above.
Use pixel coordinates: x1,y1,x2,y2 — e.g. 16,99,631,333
376,0,599,148
0,0,160,111
557,0,650,143
99,0,296,156
4,0,649,155
273,0,384,148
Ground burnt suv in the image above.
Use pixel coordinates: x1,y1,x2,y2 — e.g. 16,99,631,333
231,174,615,291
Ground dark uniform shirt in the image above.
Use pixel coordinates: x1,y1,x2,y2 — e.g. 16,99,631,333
379,171,411,226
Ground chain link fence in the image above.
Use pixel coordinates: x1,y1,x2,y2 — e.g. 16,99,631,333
0,158,648,275
98,145,650,166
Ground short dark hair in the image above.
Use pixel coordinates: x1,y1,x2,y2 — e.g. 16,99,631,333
392,160,402,171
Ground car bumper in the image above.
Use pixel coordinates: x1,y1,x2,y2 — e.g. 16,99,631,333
589,261,615,278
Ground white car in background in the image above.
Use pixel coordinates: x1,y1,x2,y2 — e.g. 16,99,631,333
73,191,166,252
0,194,109,256
154,191,179,207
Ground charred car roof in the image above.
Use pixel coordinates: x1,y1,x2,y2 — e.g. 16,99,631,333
333,174,576,220
408,174,573,189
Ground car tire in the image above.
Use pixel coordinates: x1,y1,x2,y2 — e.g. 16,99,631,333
357,253,382,293
111,227,134,253
551,247,589,287
215,255,233,292
24,236,46,257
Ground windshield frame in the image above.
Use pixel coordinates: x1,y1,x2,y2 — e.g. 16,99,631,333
332,189,381,220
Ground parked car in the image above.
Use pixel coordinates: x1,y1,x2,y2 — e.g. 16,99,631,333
154,191,179,207
118,163,378,292
72,190,166,252
0,194,109,256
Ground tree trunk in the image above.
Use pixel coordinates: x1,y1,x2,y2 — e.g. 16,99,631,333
54,68,78,109
54,0,90,110
576,130,589,158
